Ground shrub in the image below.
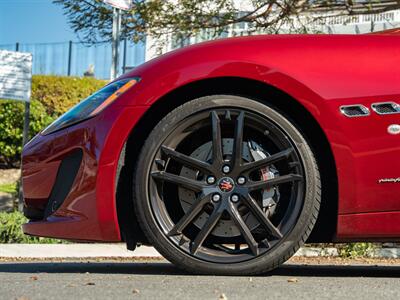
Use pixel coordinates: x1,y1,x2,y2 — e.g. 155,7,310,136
338,243,375,258
32,75,106,116
0,211,62,243
0,99,54,166
0,75,106,166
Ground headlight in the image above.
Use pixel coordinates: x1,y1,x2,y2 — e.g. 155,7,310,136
41,78,139,135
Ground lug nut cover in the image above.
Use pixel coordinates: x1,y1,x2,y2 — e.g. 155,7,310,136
206,176,216,184
231,194,239,203
212,194,221,202
222,165,231,174
237,176,246,185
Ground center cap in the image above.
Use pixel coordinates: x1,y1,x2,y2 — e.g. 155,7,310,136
218,177,235,193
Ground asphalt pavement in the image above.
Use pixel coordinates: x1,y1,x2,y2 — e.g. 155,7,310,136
1,259,400,300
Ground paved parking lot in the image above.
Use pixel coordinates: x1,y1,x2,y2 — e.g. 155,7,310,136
1,258,400,300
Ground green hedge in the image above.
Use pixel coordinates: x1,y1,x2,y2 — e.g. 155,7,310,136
0,211,62,244
32,75,106,116
0,99,53,166
0,75,106,167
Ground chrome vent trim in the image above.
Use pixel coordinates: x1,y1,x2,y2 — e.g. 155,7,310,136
371,102,400,115
340,105,370,118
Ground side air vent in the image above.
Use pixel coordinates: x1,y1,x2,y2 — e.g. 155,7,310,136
371,102,400,115
340,105,370,118
43,149,83,218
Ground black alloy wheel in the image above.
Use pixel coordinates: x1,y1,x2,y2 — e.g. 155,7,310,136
134,95,321,275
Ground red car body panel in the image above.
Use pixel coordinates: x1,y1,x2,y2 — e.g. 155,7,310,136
22,34,400,242
22,105,149,241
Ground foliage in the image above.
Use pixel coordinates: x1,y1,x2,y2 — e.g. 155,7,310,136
0,183,17,195
0,99,54,167
0,211,62,244
0,75,105,167
53,0,400,46
32,75,106,117
338,243,375,258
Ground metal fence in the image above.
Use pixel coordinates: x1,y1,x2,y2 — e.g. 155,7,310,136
0,40,146,79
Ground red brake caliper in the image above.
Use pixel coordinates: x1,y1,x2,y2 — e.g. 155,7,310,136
248,141,277,215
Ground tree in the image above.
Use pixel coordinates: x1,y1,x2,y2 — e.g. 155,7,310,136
53,0,400,45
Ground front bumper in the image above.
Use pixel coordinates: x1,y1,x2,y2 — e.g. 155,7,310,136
21,105,148,241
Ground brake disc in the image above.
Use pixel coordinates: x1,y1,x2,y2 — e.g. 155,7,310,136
179,139,280,238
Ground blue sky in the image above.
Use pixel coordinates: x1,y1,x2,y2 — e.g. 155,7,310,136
0,0,76,45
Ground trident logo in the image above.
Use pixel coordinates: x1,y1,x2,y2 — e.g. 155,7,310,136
218,178,234,192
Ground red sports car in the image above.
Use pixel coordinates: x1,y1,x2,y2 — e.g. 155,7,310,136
22,33,400,275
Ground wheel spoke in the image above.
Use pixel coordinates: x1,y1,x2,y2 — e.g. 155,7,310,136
149,106,310,261
240,148,294,173
211,111,223,165
231,111,245,168
168,195,210,236
246,174,303,192
151,171,205,192
228,202,259,255
191,206,223,255
243,195,283,239
161,145,212,173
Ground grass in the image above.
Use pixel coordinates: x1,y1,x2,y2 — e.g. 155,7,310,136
0,182,17,194
0,211,65,244
0,181,65,244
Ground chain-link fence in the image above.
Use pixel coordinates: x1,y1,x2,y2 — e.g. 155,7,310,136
0,40,145,79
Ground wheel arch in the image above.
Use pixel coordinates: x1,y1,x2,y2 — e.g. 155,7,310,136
116,76,338,246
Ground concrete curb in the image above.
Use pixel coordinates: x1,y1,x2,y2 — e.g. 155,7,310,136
294,247,339,257
0,244,399,259
371,248,400,259
0,244,160,259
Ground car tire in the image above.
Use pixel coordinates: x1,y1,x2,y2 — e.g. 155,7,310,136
133,95,321,275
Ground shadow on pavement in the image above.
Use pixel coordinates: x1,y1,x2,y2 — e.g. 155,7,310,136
0,262,400,277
